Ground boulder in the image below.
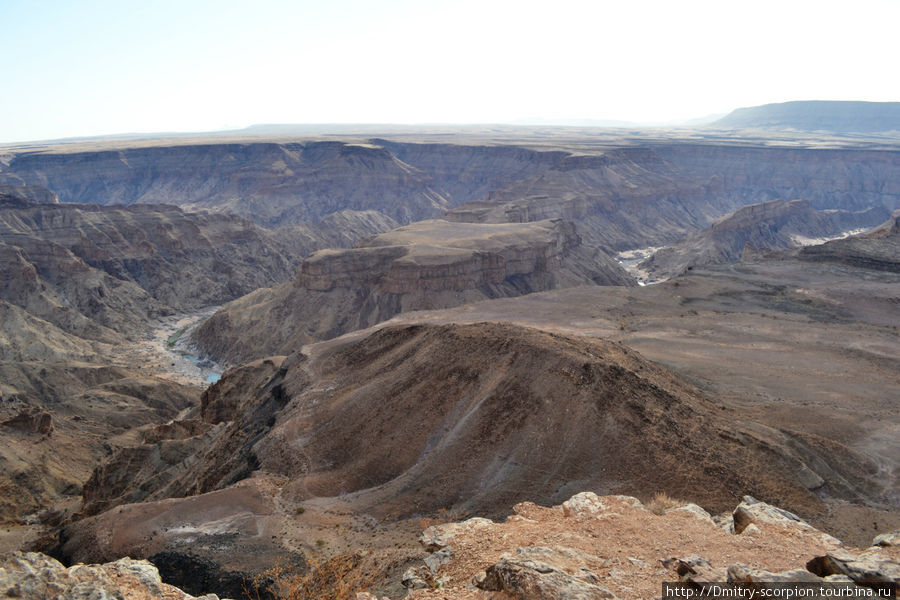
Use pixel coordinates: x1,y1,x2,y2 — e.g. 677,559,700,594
806,548,900,590
727,563,823,583
663,555,727,583
562,492,607,517
561,493,643,518
476,555,617,599
665,503,716,526
419,517,493,552
873,531,900,547
731,496,841,545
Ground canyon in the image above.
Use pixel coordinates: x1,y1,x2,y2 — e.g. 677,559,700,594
638,198,890,279
0,124,898,598
192,218,633,365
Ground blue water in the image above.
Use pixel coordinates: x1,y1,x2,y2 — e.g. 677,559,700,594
206,373,221,384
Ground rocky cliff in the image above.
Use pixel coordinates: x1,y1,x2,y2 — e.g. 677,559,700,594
446,143,900,251
404,494,899,600
0,190,396,528
0,141,451,226
639,199,890,279
0,194,397,345
0,361,197,522
799,210,900,273
5,139,899,246
14,497,900,600
191,219,634,364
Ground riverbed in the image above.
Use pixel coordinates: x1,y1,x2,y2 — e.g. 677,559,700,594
116,306,224,388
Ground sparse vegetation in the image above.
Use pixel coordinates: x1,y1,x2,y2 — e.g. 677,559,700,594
646,491,688,515
166,326,188,348
243,554,373,600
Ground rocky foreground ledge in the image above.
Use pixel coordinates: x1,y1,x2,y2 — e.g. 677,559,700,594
0,552,229,599
4,494,898,600
399,494,899,600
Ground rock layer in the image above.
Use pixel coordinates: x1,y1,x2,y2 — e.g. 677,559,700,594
640,199,890,279
192,219,633,364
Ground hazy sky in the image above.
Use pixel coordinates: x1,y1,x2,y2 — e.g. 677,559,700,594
2,0,899,143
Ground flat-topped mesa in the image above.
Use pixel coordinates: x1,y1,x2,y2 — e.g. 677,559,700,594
191,219,633,365
296,219,589,295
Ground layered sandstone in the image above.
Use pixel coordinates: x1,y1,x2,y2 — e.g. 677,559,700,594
192,219,634,364
799,209,900,273
0,141,451,226
640,199,890,279
5,139,899,243
447,143,900,251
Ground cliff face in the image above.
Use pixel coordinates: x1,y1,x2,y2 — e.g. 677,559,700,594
446,144,900,251
5,140,899,242
0,361,197,522
445,147,716,250
1,141,451,226
0,195,399,344
656,145,900,214
191,219,634,364
640,199,891,279
799,210,900,273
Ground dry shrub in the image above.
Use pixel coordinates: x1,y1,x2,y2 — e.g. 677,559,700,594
646,492,688,515
417,506,468,531
244,552,373,600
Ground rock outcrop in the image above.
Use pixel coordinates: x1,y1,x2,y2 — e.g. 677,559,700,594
405,493,899,600
192,219,633,364
0,551,227,599
447,144,900,252
799,209,900,273
0,196,291,316
639,199,890,279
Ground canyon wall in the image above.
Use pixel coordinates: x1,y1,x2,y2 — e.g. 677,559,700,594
640,199,891,278
5,140,899,245
192,219,634,364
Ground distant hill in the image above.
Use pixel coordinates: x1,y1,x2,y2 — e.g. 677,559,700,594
713,101,900,133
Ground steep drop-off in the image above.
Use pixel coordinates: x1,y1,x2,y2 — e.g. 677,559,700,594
799,209,900,273
0,142,450,226
0,361,197,522
446,143,900,251
5,139,900,245
640,199,890,279
0,194,397,344
191,218,634,364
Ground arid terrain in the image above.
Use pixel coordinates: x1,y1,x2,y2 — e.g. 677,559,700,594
0,113,898,598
